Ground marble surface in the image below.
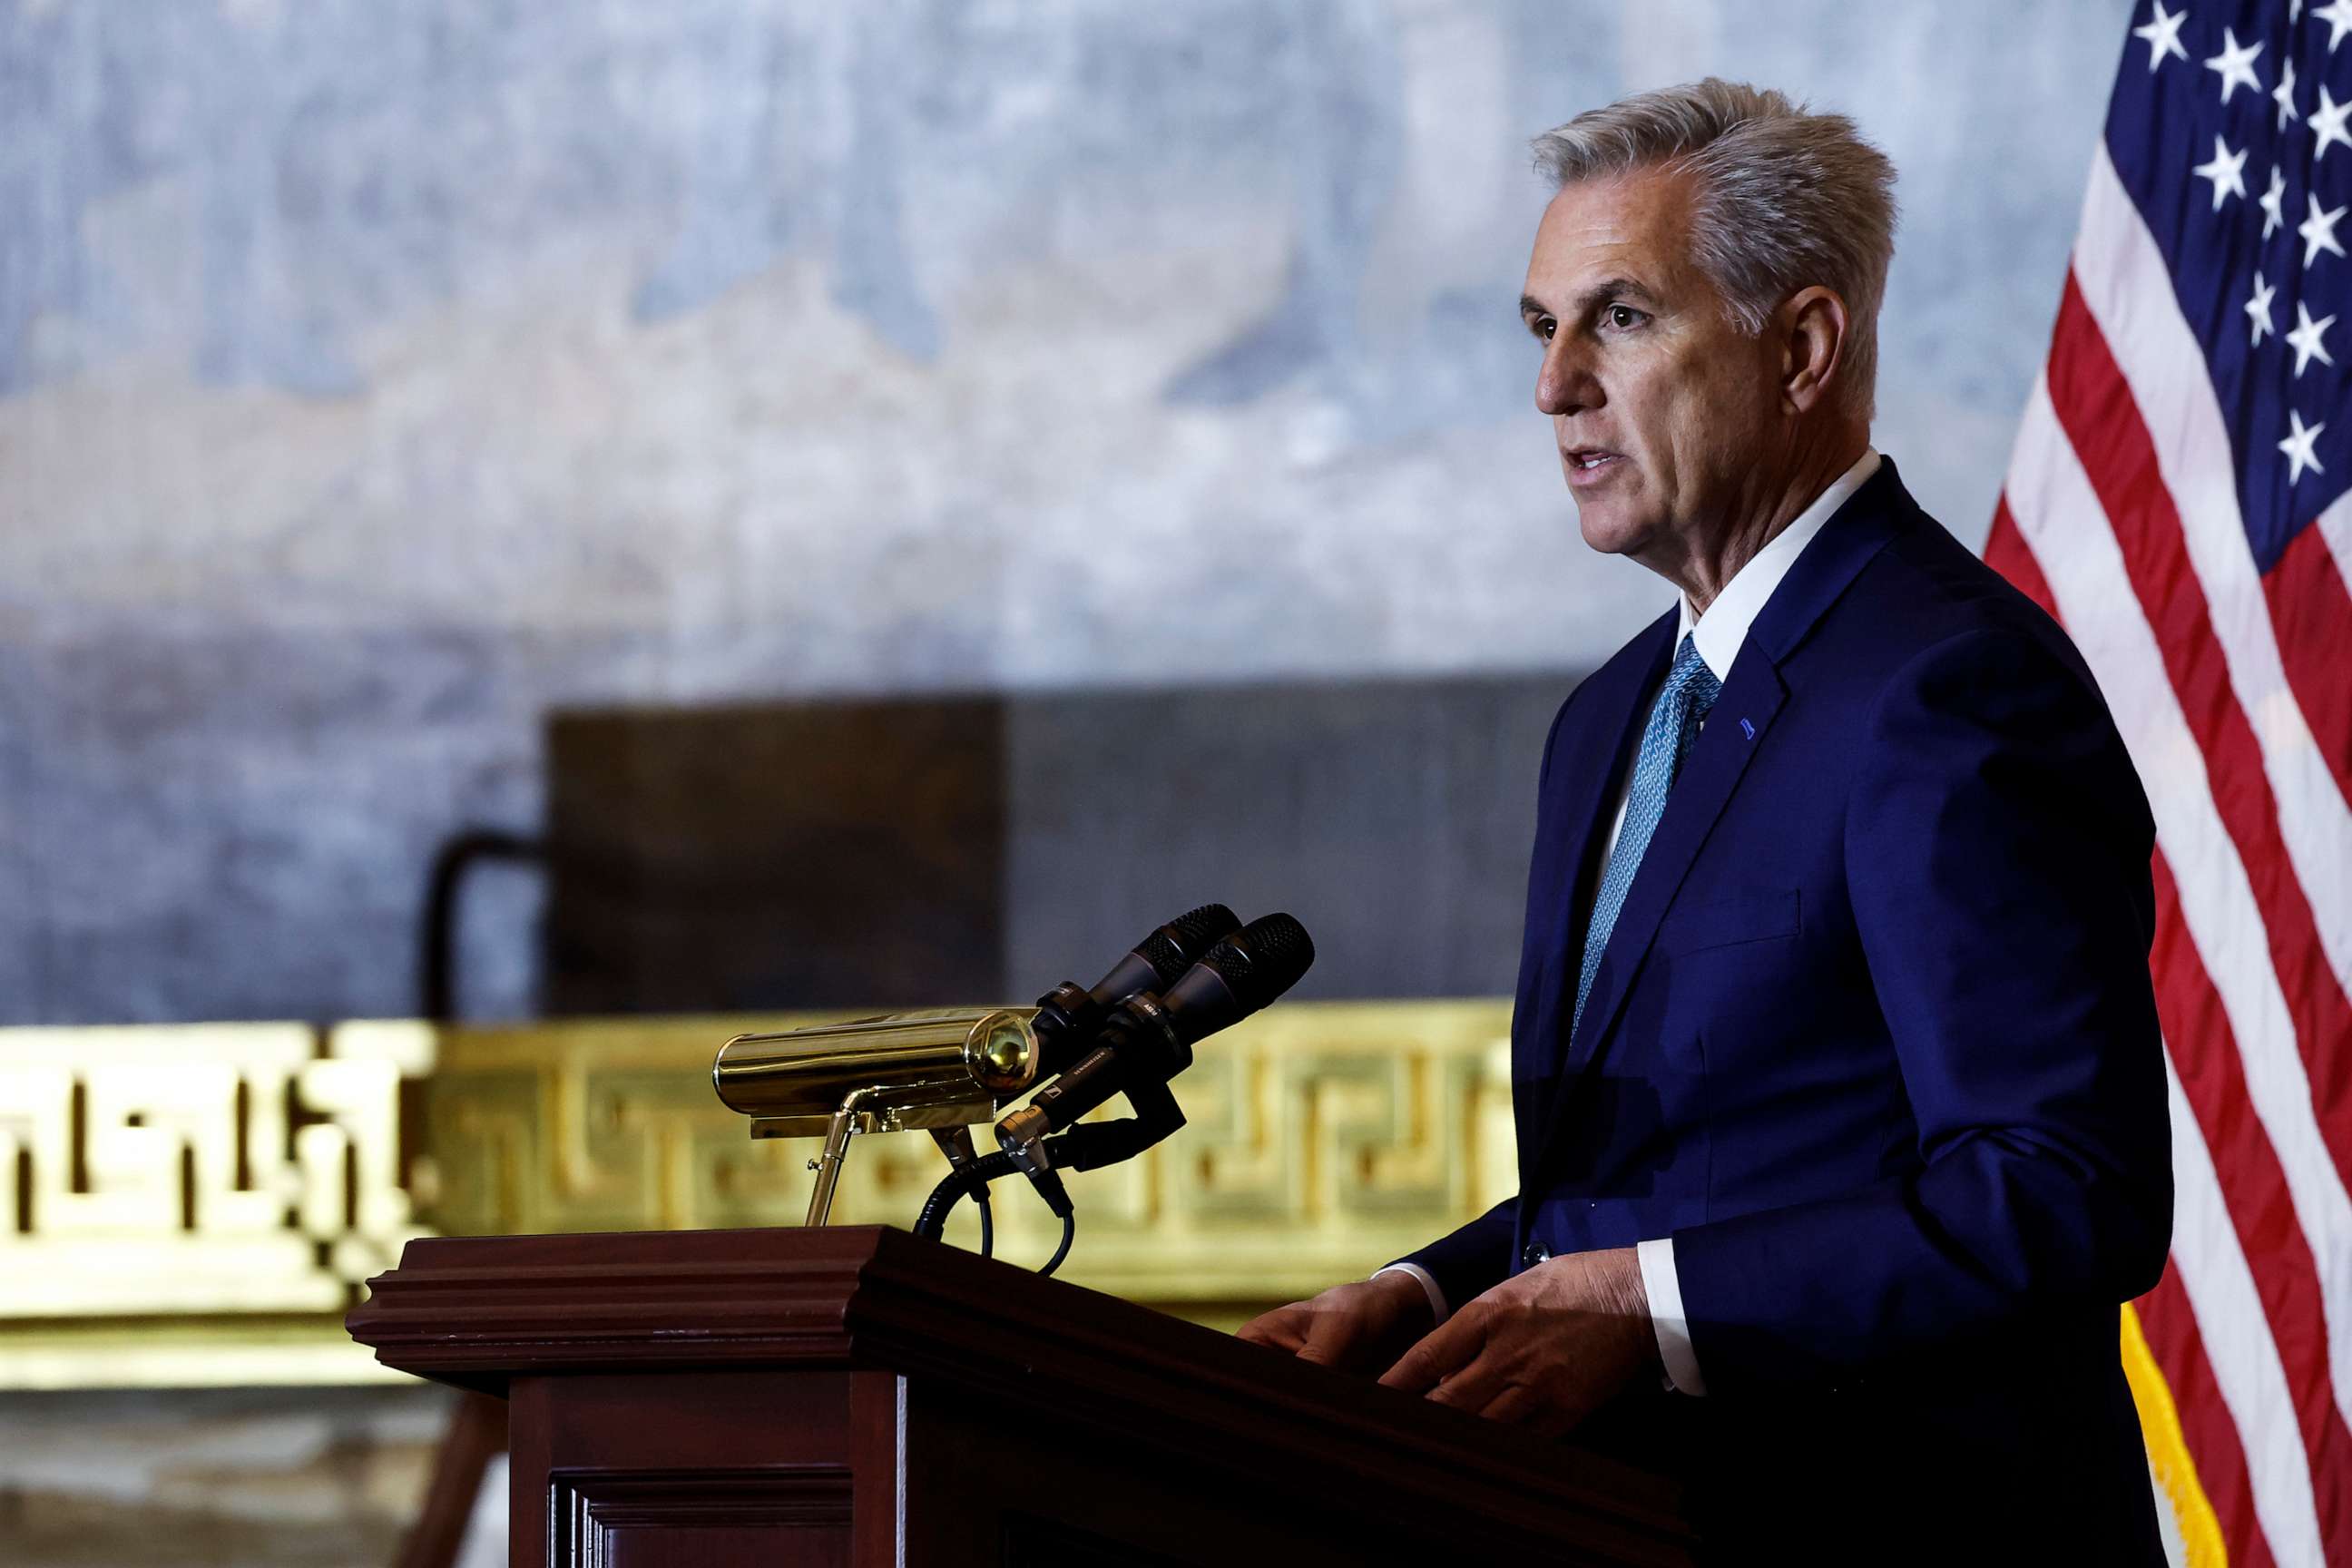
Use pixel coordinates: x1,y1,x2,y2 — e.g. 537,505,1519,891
0,1387,497,1567
1,0,2135,1023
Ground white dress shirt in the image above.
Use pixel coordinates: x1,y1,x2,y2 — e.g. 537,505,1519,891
1377,447,1883,1399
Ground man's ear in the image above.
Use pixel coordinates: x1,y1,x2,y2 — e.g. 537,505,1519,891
1779,286,1850,415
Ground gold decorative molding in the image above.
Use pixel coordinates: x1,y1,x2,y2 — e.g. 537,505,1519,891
0,1002,1514,1386
0,1022,431,1318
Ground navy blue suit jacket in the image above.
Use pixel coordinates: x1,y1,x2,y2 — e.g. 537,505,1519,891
1406,461,2172,1557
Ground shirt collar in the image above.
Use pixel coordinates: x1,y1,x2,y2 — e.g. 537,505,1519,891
1676,446,1881,681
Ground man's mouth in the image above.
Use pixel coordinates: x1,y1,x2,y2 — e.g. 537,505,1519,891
1563,447,1625,484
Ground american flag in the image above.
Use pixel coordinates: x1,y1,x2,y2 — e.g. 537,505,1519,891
1987,3,2352,1563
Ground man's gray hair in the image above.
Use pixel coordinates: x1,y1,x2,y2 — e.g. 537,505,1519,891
1532,79,1896,422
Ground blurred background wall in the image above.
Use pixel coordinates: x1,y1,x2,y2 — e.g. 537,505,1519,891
3,5,2137,1563
1,0,2132,1030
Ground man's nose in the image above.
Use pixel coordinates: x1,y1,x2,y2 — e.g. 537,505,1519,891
1536,343,1600,417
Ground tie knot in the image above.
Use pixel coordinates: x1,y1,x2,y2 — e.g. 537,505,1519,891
1666,633,1721,713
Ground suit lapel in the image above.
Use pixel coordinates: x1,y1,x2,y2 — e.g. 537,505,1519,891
1545,459,1921,1108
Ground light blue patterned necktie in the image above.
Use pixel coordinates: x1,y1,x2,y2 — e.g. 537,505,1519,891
1572,632,1722,1040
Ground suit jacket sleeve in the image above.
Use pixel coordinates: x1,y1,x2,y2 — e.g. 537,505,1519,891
1670,624,2173,1391
1398,1198,1516,1315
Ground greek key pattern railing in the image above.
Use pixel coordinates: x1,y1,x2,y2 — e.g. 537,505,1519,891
0,1001,1514,1384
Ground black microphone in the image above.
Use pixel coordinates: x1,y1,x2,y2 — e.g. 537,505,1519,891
998,913,1316,1147
1030,903,1240,1073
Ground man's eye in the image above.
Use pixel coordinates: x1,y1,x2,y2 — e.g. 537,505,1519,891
1531,317,1556,342
1606,304,1644,329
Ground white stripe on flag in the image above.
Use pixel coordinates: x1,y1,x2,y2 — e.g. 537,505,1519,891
2006,371,2352,1440
2164,1049,2328,1568
2073,142,2352,997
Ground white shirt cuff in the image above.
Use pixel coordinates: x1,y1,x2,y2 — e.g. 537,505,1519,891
1371,1261,1448,1328
1637,1236,1706,1396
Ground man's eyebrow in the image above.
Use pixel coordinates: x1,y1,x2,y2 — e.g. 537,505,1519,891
1520,279,1661,322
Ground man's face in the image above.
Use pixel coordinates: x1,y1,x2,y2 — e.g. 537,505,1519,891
1521,165,1784,562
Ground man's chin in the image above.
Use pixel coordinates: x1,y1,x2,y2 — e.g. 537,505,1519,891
1572,505,1649,557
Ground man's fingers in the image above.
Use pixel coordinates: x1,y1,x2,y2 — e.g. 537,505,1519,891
1236,1306,1308,1352
1471,1383,1579,1437
1475,1383,1541,1427
1239,1323,1305,1352
1294,1305,1367,1368
1425,1352,1506,1413
1377,1313,1479,1394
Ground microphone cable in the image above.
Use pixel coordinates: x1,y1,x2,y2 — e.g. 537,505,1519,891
1042,1210,1074,1278
913,1151,1073,1277
916,1150,1020,1240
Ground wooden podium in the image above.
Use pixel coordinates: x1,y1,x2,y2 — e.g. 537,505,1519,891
347,1226,1692,1566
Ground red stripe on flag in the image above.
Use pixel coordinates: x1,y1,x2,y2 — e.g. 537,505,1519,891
2262,522,2352,808
1986,498,2061,620
2153,849,2352,1557
2141,1262,2281,1568
2044,269,2352,1181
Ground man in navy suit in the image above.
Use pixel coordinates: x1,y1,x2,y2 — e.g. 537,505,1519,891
1240,80,2172,1558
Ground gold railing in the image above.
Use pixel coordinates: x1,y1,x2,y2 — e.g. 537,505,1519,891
0,1003,1514,1387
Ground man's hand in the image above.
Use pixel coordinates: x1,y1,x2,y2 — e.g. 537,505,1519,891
1377,1246,1655,1436
1236,1270,1433,1376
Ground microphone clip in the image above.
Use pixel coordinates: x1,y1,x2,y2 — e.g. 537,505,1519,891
995,1130,1072,1220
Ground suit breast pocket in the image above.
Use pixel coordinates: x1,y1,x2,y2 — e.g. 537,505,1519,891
1655,888,1802,959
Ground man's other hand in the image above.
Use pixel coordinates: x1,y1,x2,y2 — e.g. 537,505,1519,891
1377,1246,1655,1436
1235,1270,1433,1376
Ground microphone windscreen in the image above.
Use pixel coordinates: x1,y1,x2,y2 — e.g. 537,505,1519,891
1203,913,1315,1011
1135,902,1241,986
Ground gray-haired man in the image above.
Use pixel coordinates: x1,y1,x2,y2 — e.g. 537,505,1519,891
1242,81,2171,1561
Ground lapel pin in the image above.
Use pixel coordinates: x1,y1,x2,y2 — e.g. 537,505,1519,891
1740,717,1756,740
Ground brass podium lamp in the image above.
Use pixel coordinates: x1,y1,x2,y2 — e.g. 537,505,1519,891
710,1007,1042,1226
